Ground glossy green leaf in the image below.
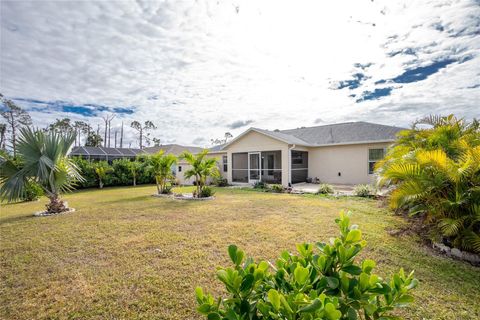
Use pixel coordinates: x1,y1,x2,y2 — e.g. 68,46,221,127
268,289,281,311
294,265,310,285
240,274,254,292
298,298,322,313
346,229,362,243
326,276,339,289
341,265,362,275
228,245,237,264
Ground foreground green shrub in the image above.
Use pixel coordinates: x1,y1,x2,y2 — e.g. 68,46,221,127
196,211,417,320
317,183,334,195
269,184,284,193
376,115,480,253
354,184,375,197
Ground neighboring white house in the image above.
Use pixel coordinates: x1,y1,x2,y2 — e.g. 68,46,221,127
207,122,405,186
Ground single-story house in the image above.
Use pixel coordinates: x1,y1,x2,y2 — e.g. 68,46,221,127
201,122,405,187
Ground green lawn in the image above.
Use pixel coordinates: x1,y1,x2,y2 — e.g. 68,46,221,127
0,186,479,319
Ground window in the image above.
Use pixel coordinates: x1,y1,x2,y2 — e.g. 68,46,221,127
368,148,385,174
178,165,182,172
222,155,228,172
292,151,304,165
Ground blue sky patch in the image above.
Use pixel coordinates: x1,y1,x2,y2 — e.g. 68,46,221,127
391,58,459,83
336,73,366,90
356,87,393,103
11,98,134,117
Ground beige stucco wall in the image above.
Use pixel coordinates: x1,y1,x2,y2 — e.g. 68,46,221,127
223,131,290,186
307,142,391,185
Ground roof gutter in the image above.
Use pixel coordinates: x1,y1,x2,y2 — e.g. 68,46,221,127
288,144,296,186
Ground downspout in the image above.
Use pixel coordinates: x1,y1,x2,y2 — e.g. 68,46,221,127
288,144,296,187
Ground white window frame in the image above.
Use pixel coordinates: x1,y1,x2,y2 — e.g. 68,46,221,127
368,148,386,175
222,155,228,172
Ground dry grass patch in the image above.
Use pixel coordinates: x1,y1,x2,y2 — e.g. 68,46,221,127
0,186,479,319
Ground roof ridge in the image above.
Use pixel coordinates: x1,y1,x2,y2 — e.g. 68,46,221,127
279,121,404,132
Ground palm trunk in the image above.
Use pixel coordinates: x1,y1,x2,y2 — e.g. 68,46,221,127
196,175,201,197
155,177,160,194
99,179,104,189
45,194,68,214
133,174,136,186
11,113,16,158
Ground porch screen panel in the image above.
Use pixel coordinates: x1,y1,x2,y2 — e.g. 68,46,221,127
232,152,248,182
260,151,282,184
291,151,308,183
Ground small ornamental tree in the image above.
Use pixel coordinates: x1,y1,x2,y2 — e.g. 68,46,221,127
94,161,112,189
180,149,219,197
0,128,83,214
196,211,418,320
148,150,177,194
128,160,142,186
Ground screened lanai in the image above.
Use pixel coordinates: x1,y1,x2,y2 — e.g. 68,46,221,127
232,150,282,184
69,146,145,162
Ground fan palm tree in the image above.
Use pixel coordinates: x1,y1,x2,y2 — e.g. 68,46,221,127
148,150,177,194
376,115,480,252
180,150,219,197
0,127,83,214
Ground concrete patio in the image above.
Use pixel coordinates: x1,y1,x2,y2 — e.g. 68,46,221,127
292,183,357,195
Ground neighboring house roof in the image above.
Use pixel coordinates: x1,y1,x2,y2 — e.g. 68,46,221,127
143,144,203,156
69,146,145,157
208,144,227,153
218,122,405,151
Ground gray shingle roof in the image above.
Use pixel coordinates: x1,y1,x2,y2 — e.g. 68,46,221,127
143,144,203,155
253,128,311,145
209,144,226,152
278,122,405,146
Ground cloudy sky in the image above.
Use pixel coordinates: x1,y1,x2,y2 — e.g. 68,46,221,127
1,0,479,147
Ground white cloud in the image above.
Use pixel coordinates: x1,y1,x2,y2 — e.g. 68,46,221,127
1,0,479,147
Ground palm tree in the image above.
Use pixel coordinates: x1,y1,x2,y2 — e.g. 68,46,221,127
148,151,177,194
0,128,83,214
94,161,112,189
376,115,480,253
180,150,219,197
127,160,142,186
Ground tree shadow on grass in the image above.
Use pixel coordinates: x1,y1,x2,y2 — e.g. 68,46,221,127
0,214,36,225
98,195,153,205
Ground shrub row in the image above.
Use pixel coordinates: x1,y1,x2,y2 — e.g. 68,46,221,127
71,157,155,189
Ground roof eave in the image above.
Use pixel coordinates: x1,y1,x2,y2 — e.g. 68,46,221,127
309,139,396,147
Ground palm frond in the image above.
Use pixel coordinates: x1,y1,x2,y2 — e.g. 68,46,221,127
0,127,82,201
437,217,466,237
